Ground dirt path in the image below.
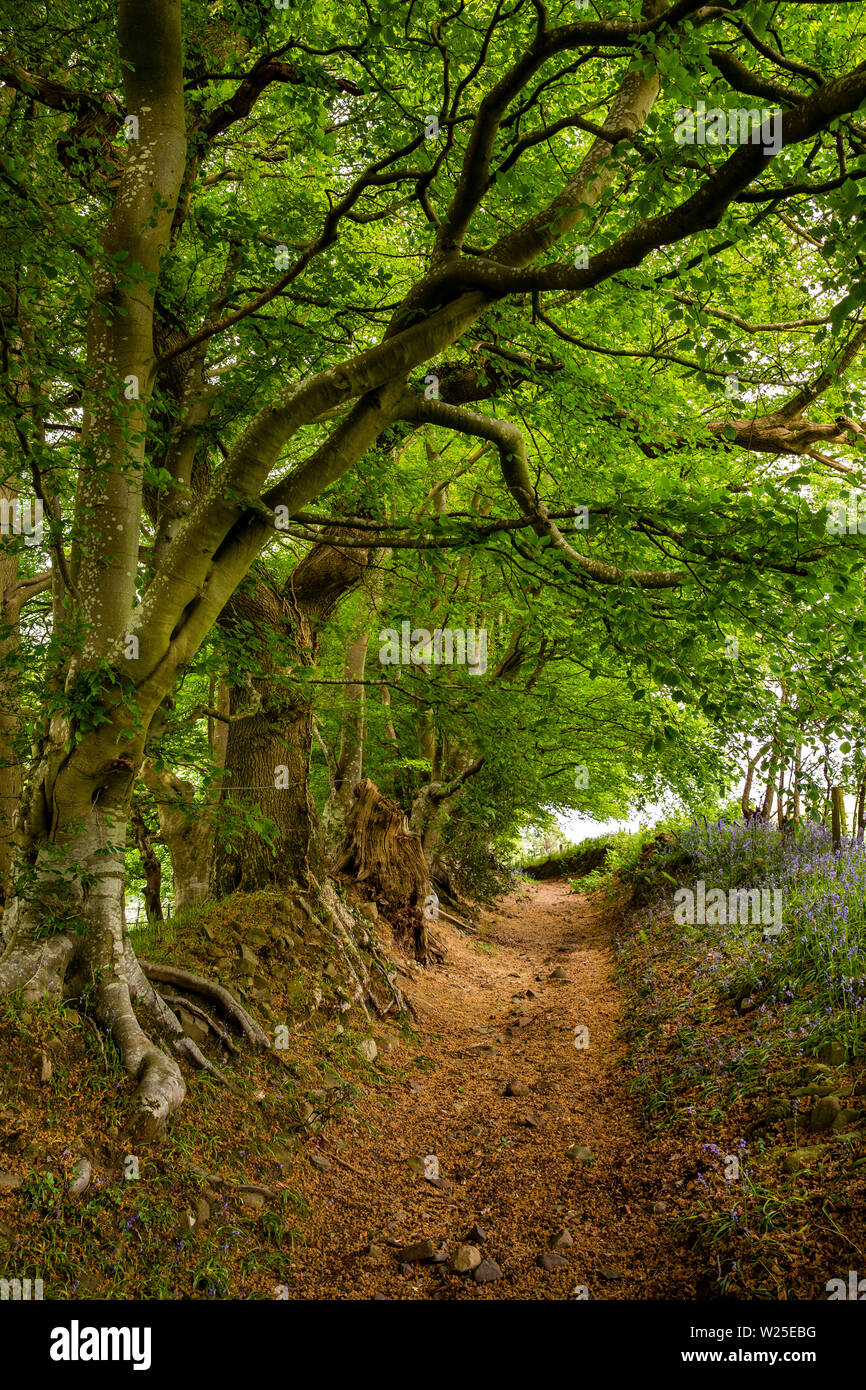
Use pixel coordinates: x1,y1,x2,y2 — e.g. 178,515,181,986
288,879,705,1299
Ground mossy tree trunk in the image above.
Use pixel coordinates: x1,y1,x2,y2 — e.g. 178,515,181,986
212,533,371,896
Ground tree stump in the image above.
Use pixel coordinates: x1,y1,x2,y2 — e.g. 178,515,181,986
333,779,432,961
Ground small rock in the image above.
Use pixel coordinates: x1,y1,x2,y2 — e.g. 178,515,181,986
810,1095,842,1132
397,1239,436,1264
360,902,378,922
537,1251,569,1271
818,1041,847,1067
452,1244,482,1273
473,1258,502,1284
598,1264,624,1281
357,1038,378,1064
178,1009,209,1047
364,1243,386,1266
241,1191,265,1210
399,1263,413,1278
832,1108,860,1130
504,1080,530,1097
195,1196,211,1225
0,1171,22,1191
567,1144,594,1166
308,1154,332,1172
39,1051,52,1084
465,1223,487,1243
803,1062,833,1081
68,1158,91,1197
549,1227,573,1251
652,1201,667,1214
549,966,570,981
781,1148,819,1174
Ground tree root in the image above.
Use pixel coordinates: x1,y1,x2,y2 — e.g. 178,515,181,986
437,907,474,933
138,960,270,1050
94,974,187,1142
171,1035,242,1093
317,875,417,1019
370,952,417,1021
160,992,241,1056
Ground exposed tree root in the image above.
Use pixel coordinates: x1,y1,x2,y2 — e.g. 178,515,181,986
138,960,270,1050
94,972,187,1142
437,907,474,933
171,1035,242,1093
316,875,414,1018
160,991,242,1056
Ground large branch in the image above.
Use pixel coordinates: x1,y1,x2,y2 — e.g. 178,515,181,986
394,393,682,588
438,59,866,297
199,54,361,143
0,56,121,118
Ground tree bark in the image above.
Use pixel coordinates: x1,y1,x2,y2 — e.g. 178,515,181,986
131,803,164,924
333,778,432,960
140,763,211,911
832,785,845,852
320,616,371,857
212,534,370,896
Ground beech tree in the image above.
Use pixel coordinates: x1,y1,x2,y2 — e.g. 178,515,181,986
2,0,866,1139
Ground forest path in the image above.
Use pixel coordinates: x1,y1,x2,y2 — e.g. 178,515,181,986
288,879,704,1299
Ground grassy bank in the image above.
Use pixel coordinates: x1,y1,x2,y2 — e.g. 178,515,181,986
612,818,866,1298
0,892,420,1299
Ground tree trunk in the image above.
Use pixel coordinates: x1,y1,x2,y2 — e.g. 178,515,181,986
131,803,164,924
761,750,778,820
832,785,845,852
741,743,771,819
320,620,370,857
212,533,370,896
0,0,226,1141
409,740,485,883
792,742,802,824
0,526,21,901
141,763,211,911
333,778,432,960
